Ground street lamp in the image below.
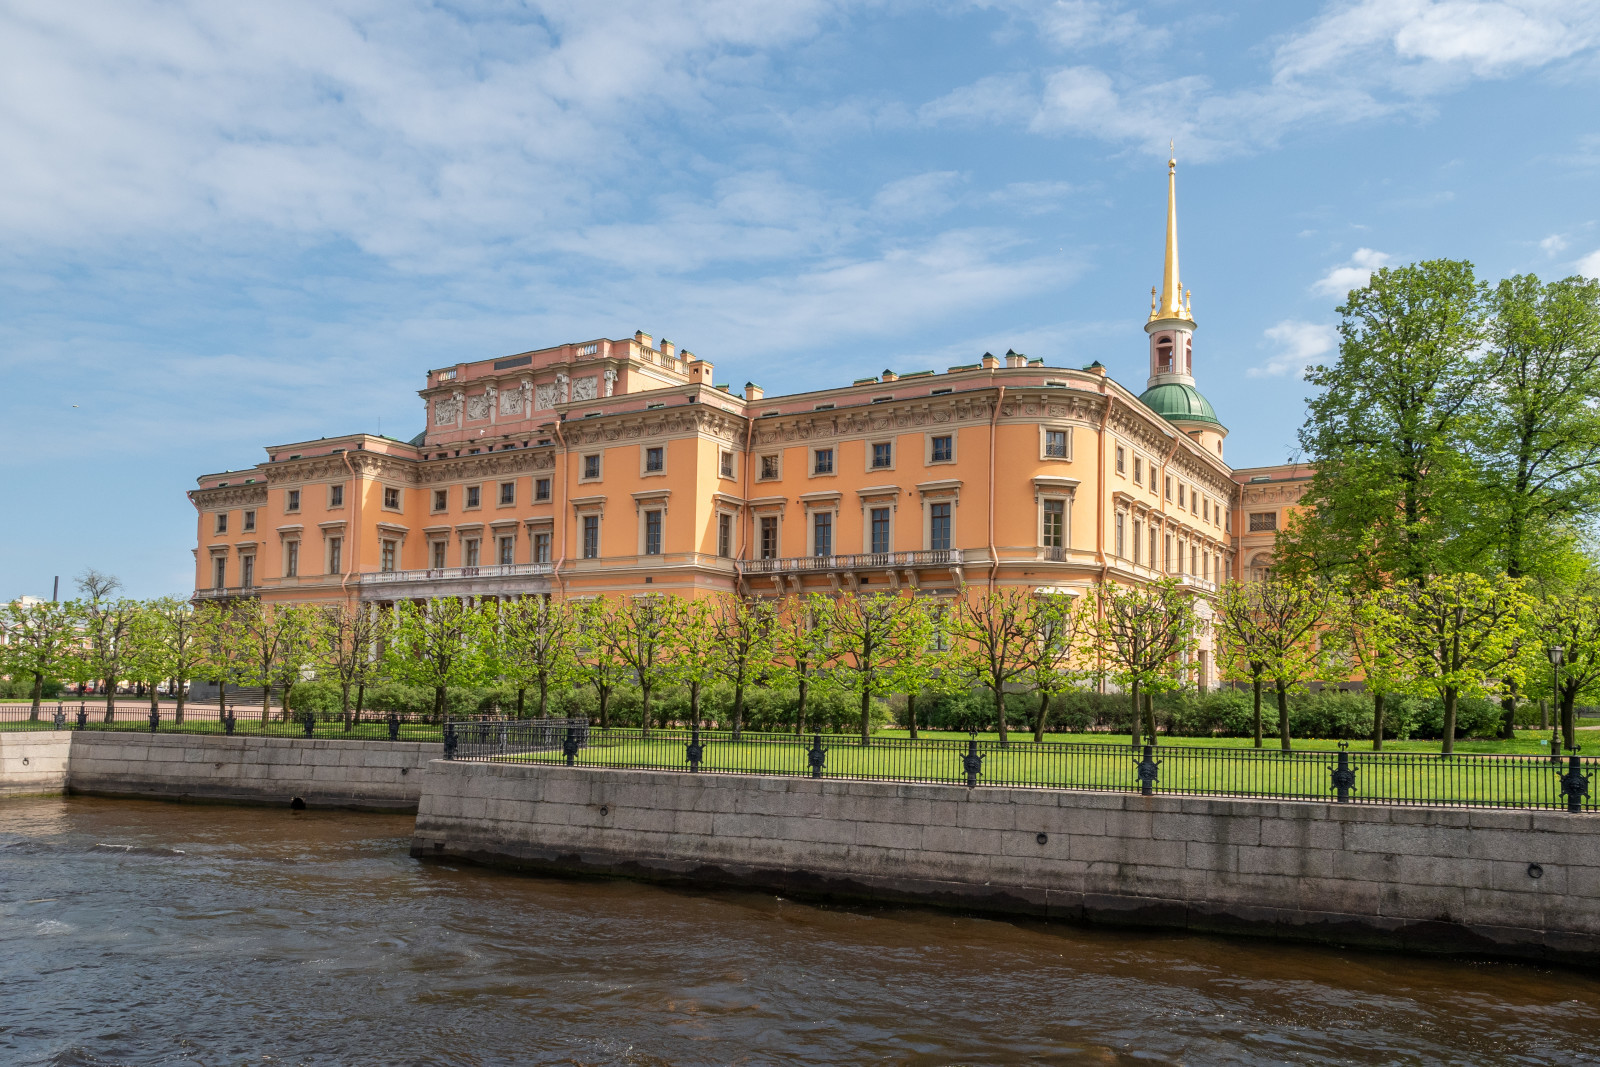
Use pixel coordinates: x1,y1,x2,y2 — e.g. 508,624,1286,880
1548,645,1564,757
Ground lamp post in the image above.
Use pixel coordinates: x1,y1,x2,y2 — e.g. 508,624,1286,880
1548,645,1564,757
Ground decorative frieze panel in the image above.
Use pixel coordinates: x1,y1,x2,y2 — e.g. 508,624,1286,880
434,393,462,425
465,392,493,421
188,484,269,510
571,375,598,402
755,396,994,447
417,449,556,484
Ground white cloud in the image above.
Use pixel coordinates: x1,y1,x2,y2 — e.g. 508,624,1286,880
1249,320,1338,378
871,172,965,220
1579,249,1600,279
1312,247,1392,297
1541,233,1569,254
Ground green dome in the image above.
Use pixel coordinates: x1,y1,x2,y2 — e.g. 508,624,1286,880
1137,382,1222,427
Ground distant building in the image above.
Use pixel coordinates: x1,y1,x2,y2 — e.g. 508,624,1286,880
188,156,1299,688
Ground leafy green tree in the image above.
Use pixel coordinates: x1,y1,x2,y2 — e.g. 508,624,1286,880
496,597,577,718
1343,588,1406,750
572,598,629,729
0,599,80,720
609,594,686,734
708,594,774,738
1216,582,1272,747
124,602,171,723
383,599,492,722
1092,579,1197,746
82,597,136,722
1216,577,1342,751
1021,592,1089,743
771,593,830,734
237,600,316,721
1279,260,1488,585
1523,580,1600,751
312,602,384,728
904,598,966,740
671,598,719,728
817,592,932,746
1389,573,1527,755
198,602,251,721
1470,274,1600,581
949,587,1039,745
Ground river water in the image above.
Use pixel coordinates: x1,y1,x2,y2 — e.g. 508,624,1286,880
3,797,1599,1066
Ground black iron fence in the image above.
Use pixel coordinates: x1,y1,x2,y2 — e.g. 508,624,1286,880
441,721,1600,813
0,701,442,743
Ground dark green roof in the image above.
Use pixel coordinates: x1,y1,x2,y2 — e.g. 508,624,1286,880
1136,382,1222,427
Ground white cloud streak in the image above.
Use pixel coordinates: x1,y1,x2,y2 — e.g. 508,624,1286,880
1249,320,1338,378
1312,248,1392,297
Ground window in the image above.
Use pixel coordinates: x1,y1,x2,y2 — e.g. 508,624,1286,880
583,454,601,480
1202,498,1209,522
240,555,255,588
380,540,397,572
286,489,301,512
499,536,515,565
759,455,779,480
1191,545,1199,575
285,541,299,578
1149,526,1157,566
1249,512,1277,532
813,448,834,475
813,512,833,556
1202,549,1210,580
1116,446,1126,474
644,510,662,555
1042,500,1065,548
499,482,515,506
929,503,951,551
760,516,778,559
871,442,893,469
930,435,953,463
242,510,256,532
720,451,734,479
466,486,481,509
1044,430,1068,458
330,485,344,508
215,513,228,534
1133,522,1142,564
870,507,890,554
582,515,600,559
384,487,400,509
327,537,342,574
1115,512,1125,557
1133,457,1143,485
645,446,664,473
718,513,732,557
533,531,551,563
431,541,447,569
212,556,226,589
463,539,480,568
535,478,551,502
1178,484,1186,508
1164,534,1173,572
433,489,448,512
1165,476,1173,501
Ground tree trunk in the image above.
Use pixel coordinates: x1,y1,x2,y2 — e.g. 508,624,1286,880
262,683,272,723
1276,679,1290,751
1540,697,1549,731
354,682,366,724
1251,674,1263,749
104,679,116,722
341,682,352,731
1033,691,1050,743
598,686,611,730
29,672,43,722
689,680,700,728
515,687,526,719
1129,679,1141,745
732,678,745,740
149,685,160,726
1562,688,1577,752
641,683,652,737
433,685,446,725
1499,680,1518,741
175,679,187,725
1144,691,1157,747
858,687,872,746
538,674,549,718
1371,691,1385,751
218,679,228,723
994,683,1009,746
1442,685,1459,756
907,692,918,740
795,666,808,736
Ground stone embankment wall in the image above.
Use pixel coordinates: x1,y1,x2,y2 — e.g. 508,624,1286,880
413,760,1600,965
0,731,72,796
0,731,440,811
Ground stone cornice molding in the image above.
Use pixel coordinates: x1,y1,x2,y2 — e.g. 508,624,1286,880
999,391,1104,426
755,395,996,447
189,484,269,511
1240,481,1309,506
417,449,556,484
570,406,743,447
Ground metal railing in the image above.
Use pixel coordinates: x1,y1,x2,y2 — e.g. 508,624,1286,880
744,549,961,575
359,562,555,585
0,702,442,742
442,724,1600,813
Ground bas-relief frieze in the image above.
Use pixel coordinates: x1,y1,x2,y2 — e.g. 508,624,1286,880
189,485,269,510
417,450,556,484
534,383,560,410
465,393,493,422
1241,482,1309,505
570,376,598,402
756,396,995,446
575,408,742,447
434,394,461,425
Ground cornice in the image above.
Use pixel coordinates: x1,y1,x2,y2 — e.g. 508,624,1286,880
755,395,997,446
417,449,556,484
571,406,743,447
188,484,269,511
1241,481,1309,505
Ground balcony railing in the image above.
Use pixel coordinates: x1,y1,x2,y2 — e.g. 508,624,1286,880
745,549,961,575
1179,574,1218,593
192,586,258,600
359,563,555,585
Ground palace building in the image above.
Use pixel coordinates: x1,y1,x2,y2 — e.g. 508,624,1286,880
188,157,1306,688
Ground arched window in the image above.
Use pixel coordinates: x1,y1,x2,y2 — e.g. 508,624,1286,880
1184,338,1192,372
1249,553,1274,583
1156,334,1173,372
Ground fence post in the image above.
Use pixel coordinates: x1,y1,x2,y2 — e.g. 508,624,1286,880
443,722,458,761
53,707,66,731
963,736,984,789
562,726,579,767
148,706,159,733
1136,745,1160,796
76,704,87,730
808,734,826,778
1560,753,1590,814
224,712,236,736
686,724,704,772
387,713,400,742
1332,746,1356,803
302,711,316,738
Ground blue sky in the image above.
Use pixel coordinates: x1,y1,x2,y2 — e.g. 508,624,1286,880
4,0,1600,599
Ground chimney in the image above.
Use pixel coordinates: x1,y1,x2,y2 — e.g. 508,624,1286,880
687,359,714,384
1005,348,1026,368
634,330,653,349
981,351,1000,370
1084,361,1107,376
880,369,899,382
661,339,676,359
744,382,764,401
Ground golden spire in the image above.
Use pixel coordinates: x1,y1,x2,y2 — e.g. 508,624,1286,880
1150,142,1192,323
